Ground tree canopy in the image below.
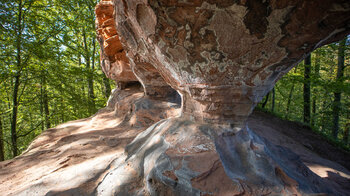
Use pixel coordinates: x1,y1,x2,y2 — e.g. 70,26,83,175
0,0,113,160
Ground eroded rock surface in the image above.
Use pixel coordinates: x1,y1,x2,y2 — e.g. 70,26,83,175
114,0,350,124
96,0,176,98
0,84,181,196
94,0,350,195
0,87,349,195
1,1,349,196
96,118,343,195
96,0,137,83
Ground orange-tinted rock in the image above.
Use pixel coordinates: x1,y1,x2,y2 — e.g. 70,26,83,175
96,0,175,98
96,0,137,83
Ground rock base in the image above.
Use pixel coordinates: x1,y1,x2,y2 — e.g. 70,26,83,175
95,117,336,196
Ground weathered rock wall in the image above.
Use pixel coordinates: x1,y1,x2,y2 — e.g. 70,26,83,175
96,0,137,83
96,0,176,97
112,0,350,125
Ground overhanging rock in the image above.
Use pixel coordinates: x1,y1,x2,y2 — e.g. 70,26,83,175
95,0,350,195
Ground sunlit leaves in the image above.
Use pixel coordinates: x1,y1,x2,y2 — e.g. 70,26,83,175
0,0,113,159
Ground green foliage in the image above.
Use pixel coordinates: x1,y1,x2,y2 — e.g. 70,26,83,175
258,38,350,150
0,0,114,160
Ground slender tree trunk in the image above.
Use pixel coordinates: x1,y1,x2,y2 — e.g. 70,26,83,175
261,92,270,109
60,96,64,123
320,98,328,132
344,122,349,144
42,73,50,129
285,85,295,119
285,67,298,119
332,39,346,139
0,115,4,161
103,77,111,99
101,59,111,99
311,52,320,126
11,75,20,157
83,28,96,114
78,56,85,104
345,103,350,144
11,0,24,157
304,54,311,124
40,79,44,131
271,87,275,112
90,37,96,109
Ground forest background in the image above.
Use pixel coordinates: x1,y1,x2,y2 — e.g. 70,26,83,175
0,0,349,160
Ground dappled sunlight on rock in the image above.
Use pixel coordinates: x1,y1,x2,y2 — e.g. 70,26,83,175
306,163,350,179
1,0,349,195
0,85,181,195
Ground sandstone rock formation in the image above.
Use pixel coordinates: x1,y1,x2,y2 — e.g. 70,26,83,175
114,0,350,125
1,86,349,195
1,0,349,196
94,0,350,195
96,0,137,84
0,84,181,196
96,0,175,98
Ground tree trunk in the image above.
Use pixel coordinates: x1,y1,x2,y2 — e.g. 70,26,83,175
83,28,96,114
261,92,270,109
285,67,298,119
11,75,20,157
40,78,44,131
0,115,4,161
304,54,311,124
42,73,50,129
101,58,111,99
271,87,275,112
10,0,24,158
344,122,349,144
103,77,111,99
285,85,295,119
60,96,64,123
332,39,346,139
311,52,320,126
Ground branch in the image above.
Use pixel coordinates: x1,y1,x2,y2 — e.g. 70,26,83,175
17,110,56,138
0,137,13,147
0,109,11,116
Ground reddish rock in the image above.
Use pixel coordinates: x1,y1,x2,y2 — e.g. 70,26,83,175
96,0,175,98
96,0,137,83
1,1,349,196
113,0,350,125
96,0,350,195
0,88,349,195
0,84,181,196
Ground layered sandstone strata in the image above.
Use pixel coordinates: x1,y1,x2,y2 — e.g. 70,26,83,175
96,0,137,83
96,0,175,97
